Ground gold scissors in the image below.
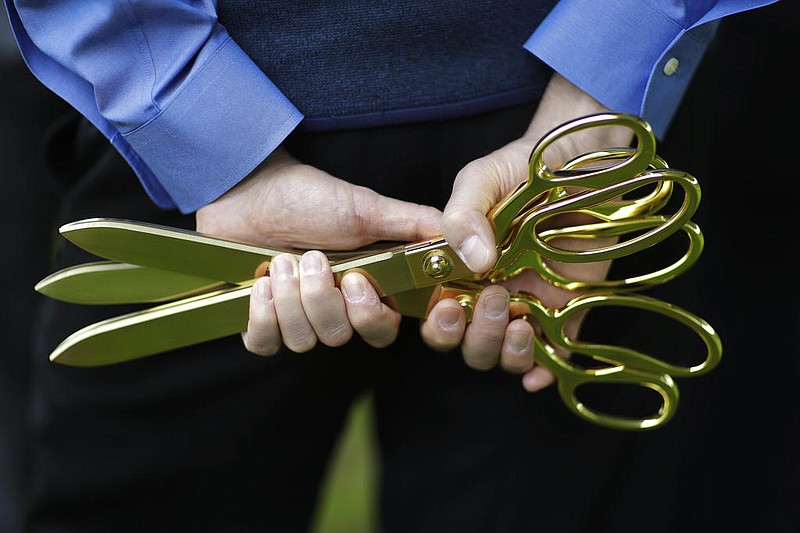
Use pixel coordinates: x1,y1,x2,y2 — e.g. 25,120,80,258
35,112,721,431
439,282,719,430
485,113,704,290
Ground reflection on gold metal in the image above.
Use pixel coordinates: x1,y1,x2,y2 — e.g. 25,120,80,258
421,249,455,279
36,261,233,304
498,218,705,291
436,282,718,430
35,112,722,432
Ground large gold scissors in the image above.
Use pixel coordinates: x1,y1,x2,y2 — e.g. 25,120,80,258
35,113,721,431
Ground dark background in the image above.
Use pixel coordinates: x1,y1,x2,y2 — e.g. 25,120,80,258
608,2,799,529
0,7,71,533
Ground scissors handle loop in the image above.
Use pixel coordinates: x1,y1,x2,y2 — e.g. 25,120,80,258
517,218,705,291
441,284,681,431
490,169,701,285
511,291,715,431
525,169,700,263
539,341,680,431
530,112,657,187
490,113,657,240
558,149,673,220
545,292,723,378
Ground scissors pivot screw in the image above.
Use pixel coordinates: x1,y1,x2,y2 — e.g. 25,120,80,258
422,249,454,279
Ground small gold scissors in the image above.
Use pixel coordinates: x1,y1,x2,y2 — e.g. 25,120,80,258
35,112,721,431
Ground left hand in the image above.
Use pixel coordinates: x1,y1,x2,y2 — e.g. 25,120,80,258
196,146,442,356
420,73,634,391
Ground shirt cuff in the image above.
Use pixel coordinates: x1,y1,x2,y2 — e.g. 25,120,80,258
122,36,303,214
523,0,720,139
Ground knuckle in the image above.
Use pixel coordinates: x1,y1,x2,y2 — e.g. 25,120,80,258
300,282,328,303
283,327,318,353
440,208,471,231
358,315,401,349
286,338,317,354
463,352,498,371
475,327,506,345
243,335,280,357
363,327,399,349
455,158,490,184
320,322,353,347
500,354,534,374
347,312,370,332
421,309,466,351
420,323,459,352
347,303,383,331
342,185,376,246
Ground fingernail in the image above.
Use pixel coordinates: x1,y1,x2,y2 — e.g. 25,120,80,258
341,274,366,303
456,234,491,272
252,277,273,302
506,329,532,353
437,307,461,330
300,251,324,277
483,293,508,319
270,255,296,281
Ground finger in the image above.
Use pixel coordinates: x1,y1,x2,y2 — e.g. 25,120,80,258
499,318,535,373
269,254,317,353
419,298,467,352
341,272,401,349
357,187,443,243
242,276,282,356
441,143,530,273
522,365,557,392
441,161,501,273
461,285,510,371
299,251,353,347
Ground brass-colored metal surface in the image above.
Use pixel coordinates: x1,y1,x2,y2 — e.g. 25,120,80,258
421,249,455,279
488,113,657,240
61,219,287,283
490,169,700,275
437,282,721,430
558,149,673,221
45,278,443,368
35,261,233,304
35,112,723,431
59,220,472,298
494,218,705,291
49,283,253,367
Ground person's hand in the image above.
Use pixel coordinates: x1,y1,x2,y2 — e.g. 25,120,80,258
421,73,635,391
196,147,442,356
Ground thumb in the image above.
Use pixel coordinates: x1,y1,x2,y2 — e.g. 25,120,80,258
357,186,442,243
442,143,530,272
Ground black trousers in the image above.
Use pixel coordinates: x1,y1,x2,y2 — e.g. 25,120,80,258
23,4,799,531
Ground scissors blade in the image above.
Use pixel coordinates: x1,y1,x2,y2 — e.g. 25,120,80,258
43,217,465,366
49,284,253,367
59,218,286,283
35,261,234,304
49,282,438,367
58,218,473,298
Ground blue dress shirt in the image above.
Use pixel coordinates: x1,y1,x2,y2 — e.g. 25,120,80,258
4,1,779,213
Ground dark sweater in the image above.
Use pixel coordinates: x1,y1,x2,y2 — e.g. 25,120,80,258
218,0,557,131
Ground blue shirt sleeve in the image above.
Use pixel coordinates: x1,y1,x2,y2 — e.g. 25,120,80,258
525,0,780,139
6,0,303,214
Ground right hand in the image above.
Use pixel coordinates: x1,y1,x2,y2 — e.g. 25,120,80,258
423,73,632,392
195,147,442,356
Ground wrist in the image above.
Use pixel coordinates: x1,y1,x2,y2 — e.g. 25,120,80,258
525,73,635,153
